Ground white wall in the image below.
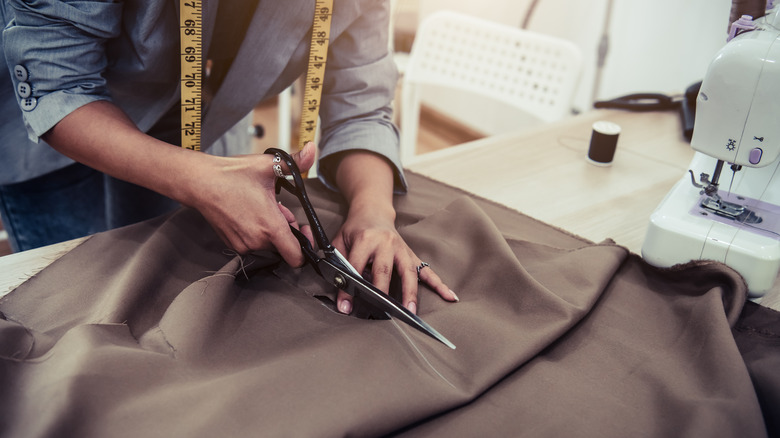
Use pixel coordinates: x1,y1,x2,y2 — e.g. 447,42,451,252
599,0,732,101
411,0,733,135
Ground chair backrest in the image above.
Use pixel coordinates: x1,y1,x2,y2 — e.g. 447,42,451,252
400,10,583,163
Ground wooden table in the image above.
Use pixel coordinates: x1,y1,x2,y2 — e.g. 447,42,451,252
407,108,780,310
1,237,84,299
3,109,779,309
408,108,695,254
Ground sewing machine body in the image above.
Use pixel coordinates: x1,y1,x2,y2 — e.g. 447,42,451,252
642,7,780,297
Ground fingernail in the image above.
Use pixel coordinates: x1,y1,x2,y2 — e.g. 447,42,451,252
450,290,459,302
339,299,352,314
408,302,417,314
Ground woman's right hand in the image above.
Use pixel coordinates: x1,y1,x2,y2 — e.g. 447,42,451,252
43,100,316,267
187,142,316,266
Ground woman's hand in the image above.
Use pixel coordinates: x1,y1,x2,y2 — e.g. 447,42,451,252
44,101,317,267
189,143,316,267
332,204,457,315
330,150,458,315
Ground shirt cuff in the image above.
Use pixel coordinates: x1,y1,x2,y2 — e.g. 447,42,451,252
317,125,408,195
20,91,109,142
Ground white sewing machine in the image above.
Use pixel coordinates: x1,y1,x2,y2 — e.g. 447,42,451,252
642,5,780,298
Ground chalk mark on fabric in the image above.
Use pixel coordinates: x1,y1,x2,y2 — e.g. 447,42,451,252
389,317,456,389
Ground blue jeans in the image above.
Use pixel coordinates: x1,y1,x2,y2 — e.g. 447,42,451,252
0,163,179,252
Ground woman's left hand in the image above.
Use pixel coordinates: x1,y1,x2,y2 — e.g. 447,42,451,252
332,206,458,315
328,150,458,315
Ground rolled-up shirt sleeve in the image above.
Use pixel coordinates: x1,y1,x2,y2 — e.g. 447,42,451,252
3,0,123,142
317,0,406,194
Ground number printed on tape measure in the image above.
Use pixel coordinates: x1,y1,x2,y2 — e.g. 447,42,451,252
297,0,333,149
180,0,203,151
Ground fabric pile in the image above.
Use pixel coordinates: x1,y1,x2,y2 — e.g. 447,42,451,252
1,172,777,437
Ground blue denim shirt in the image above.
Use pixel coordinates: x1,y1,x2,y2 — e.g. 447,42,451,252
1,0,404,191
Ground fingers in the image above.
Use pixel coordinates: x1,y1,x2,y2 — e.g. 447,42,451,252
294,142,316,172
274,142,316,176
262,207,306,267
416,263,459,303
276,202,298,225
332,230,458,315
332,235,355,315
350,242,394,295
336,289,353,315
262,144,315,266
300,224,314,247
333,232,389,315
334,259,458,316
397,260,458,315
272,202,321,268
196,149,319,265
400,261,420,314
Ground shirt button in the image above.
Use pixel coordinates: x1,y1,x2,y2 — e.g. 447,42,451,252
20,96,37,111
13,65,29,82
17,82,31,98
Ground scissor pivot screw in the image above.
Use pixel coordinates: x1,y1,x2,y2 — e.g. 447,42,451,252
334,274,346,288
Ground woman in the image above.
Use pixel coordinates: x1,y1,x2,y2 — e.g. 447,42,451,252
0,0,457,314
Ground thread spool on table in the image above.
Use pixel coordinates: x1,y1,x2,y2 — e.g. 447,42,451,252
587,121,621,166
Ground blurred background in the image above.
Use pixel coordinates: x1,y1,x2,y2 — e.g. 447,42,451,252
252,0,733,152
394,0,732,135
0,0,734,256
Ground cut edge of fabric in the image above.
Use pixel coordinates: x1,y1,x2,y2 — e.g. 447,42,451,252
0,236,92,300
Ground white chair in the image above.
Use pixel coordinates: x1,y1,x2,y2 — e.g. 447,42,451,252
400,10,583,164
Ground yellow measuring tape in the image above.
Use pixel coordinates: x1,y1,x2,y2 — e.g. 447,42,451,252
179,0,333,153
298,0,333,150
179,0,203,151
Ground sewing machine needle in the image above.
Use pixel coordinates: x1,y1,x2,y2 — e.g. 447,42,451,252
728,167,735,196
726,164,742,197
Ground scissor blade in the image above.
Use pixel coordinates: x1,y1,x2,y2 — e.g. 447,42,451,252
383,309,457,350
318,260,456,349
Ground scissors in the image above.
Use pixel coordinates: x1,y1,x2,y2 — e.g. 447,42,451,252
265,148,455,350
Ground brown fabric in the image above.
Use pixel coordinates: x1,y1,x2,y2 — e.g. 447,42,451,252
733,301,780,437
0,172,771,437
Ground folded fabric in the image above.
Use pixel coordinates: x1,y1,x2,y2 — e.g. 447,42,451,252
0,172,772,437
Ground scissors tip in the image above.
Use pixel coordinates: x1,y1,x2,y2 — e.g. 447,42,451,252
385,311,456,349
417,320,457,350
442,337,456,350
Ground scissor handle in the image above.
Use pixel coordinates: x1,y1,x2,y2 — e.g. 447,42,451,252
265,148,332,252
